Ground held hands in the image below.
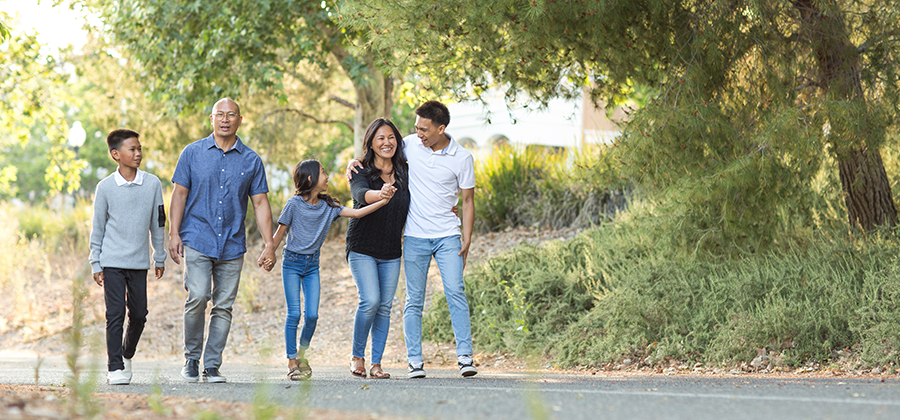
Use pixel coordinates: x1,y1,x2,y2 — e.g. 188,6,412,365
379,183,397,201
258,244,277,272
93,271,104,287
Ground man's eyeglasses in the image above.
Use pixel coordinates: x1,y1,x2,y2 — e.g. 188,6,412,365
214,112,240,120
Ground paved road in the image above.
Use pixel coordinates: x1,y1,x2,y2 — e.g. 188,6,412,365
2,353,899,419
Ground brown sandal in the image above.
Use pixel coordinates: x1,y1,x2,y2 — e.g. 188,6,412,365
288,359,312,381
351,356,367,378
369,364,390,379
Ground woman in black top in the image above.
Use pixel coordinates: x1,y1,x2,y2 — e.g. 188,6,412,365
346,118,410,379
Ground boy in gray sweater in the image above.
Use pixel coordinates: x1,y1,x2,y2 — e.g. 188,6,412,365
89,129,167,385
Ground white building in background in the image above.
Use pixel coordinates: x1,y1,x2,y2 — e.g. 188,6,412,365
445,88,627,155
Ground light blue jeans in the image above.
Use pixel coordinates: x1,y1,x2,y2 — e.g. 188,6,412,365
402,235,473,364
349,251,401,364
282,249,320,359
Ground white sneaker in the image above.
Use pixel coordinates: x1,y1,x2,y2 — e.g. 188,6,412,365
123,358,133,382
108,369,130,385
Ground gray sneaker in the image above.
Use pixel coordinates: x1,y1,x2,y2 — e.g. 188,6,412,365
203,367,227,383
181,359,199,383
408,362,426,379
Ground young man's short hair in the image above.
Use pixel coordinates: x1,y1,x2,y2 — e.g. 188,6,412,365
415,101,450,127
107,129,140,151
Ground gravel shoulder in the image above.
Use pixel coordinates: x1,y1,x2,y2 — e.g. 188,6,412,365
0,226,581,373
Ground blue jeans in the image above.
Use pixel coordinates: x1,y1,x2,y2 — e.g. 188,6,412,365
282,249,320,359
403,235,473,364
348,251,401,364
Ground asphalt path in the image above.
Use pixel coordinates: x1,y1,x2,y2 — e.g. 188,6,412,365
2,353,899,420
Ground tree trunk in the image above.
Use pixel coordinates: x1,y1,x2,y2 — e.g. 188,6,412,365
318,21,395,157
795,0,898,230
351,68,393,157
838,148,897,230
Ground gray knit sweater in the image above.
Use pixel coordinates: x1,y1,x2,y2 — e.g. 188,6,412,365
89,170,167,273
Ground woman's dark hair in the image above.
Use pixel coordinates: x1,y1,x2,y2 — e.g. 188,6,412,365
293,159,341,208
361,118,407,188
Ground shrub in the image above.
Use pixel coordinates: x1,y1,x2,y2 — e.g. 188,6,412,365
424,219,900,369
16,198,93,253
474,145,629,232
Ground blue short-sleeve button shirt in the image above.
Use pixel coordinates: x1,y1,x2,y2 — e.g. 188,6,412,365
172,134,268,260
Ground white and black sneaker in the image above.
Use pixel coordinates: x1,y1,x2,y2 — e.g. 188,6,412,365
202,367,227,383
458,355,478,377
408,362,426,379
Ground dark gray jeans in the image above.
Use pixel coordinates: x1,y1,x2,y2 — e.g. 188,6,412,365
183,245,244,370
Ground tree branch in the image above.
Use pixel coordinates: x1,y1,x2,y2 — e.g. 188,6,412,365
794,76,822,91
262,108,354,132
858,29,900,53
330,95,357,110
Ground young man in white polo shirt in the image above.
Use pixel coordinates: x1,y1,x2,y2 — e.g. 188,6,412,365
401,101,477,378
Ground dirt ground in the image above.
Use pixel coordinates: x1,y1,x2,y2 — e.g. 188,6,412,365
0,226,580,419
1,225,891,419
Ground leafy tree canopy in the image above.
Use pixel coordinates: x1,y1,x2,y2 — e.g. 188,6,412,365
84,0,396,155
0,20,85,198
0,15,9,42
344,0,900,253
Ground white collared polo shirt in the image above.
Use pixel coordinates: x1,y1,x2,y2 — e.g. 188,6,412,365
403,133,476,239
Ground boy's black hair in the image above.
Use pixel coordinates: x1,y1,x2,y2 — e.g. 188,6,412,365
107,129,140,151
415,101,450,127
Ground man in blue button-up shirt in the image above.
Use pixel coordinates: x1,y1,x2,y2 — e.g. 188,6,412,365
168,97,276,383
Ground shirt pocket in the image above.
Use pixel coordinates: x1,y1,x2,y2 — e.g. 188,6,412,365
227,166,253,198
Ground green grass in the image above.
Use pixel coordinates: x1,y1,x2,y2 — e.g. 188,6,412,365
425,219,900,369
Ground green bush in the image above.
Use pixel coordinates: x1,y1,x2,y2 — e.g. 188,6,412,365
475,145,629,232
16,199,92,253
424,221,900,368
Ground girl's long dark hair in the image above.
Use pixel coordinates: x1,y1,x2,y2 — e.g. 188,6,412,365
361,118,407,188
293,159,341,208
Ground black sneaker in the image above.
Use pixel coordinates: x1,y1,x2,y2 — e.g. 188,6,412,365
458,355,478,377
203,367,227,383
408,362,426,379
181,359,199,383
